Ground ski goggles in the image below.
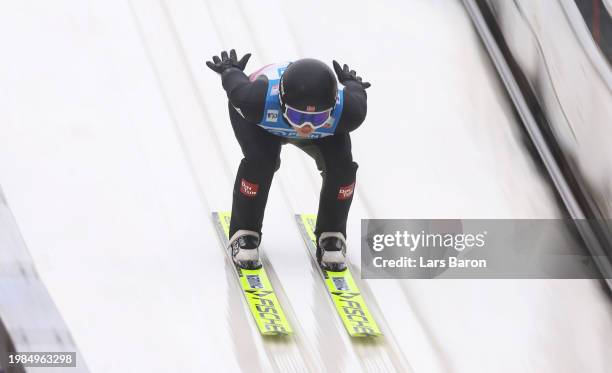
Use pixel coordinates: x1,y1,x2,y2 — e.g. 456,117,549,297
283,105,332,128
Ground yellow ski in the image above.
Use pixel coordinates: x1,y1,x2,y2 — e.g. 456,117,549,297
295,214,382,337
213,211,292,336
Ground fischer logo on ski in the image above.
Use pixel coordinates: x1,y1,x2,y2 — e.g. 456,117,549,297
244,289,289,334
213,211,292,336
295,213,382,337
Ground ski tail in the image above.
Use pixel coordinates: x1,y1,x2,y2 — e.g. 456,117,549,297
295,214,382,337
213,211,292,336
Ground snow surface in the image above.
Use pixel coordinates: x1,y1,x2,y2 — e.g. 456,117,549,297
0,0,610,372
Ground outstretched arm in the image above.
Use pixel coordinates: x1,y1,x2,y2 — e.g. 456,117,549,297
206,49,267,123
333,61,370,133
222,69,267,123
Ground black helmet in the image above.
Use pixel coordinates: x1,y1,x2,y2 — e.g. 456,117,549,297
280,58,338,113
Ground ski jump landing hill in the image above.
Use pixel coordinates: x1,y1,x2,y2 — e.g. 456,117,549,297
0,0,611,372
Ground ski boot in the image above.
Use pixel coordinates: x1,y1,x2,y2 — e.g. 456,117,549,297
317,232,347,272
228,230,262,270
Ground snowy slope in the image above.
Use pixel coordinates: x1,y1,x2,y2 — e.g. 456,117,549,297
0,0,610,372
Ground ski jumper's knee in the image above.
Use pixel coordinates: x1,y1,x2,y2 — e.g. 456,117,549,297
242,151,281,174
322,160,358,182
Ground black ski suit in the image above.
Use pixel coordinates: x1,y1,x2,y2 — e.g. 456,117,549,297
221,66,368,241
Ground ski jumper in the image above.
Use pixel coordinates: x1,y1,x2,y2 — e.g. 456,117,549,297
220,62,367,240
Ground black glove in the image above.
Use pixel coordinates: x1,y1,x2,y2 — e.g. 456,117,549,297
333,60,371,89
206,49,251,74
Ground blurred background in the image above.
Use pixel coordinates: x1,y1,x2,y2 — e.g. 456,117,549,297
0,0,611,372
